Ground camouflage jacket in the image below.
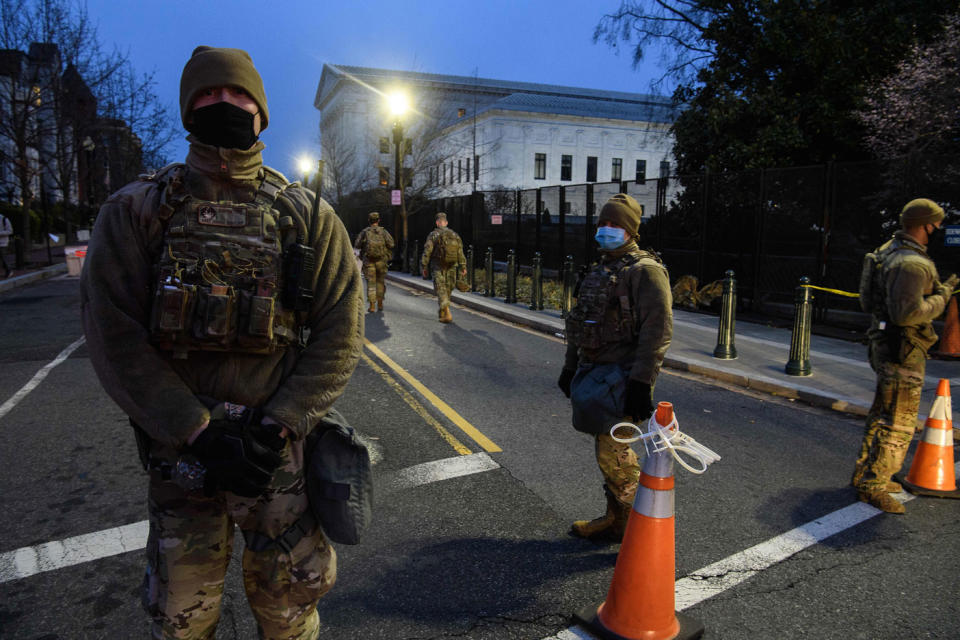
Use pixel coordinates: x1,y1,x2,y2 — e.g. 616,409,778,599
564,242,673,385
421,227,466,271
869,230,949,353
80,137,364,453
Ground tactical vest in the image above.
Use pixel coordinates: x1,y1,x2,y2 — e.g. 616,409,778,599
147,164,302,358
565,251,660,350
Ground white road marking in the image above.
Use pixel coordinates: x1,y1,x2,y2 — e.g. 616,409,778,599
382,452,499,493
0,336,85,421
0,521,148,584
0,452,501,584
542,464,955,640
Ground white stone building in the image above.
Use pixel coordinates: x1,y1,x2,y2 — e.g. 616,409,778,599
313,65,678,202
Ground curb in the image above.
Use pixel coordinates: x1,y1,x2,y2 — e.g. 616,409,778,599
0,263,68,294
386,271,871,417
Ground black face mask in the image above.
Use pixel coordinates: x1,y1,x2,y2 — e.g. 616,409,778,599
188,102,258,150
927,225,946,247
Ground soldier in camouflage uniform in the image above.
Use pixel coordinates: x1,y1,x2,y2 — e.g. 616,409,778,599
421,212,466,323
80,46,363,639
557,194,673,541
354,211,394,312
853,198,956,514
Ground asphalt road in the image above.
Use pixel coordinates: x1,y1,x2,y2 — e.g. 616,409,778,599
0,275,958,640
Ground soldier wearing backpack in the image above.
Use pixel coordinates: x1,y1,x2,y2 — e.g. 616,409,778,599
354,211,394,312
852,198,957,514
421,212,466,323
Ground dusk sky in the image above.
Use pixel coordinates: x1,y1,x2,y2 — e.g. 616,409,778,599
83,0,669,179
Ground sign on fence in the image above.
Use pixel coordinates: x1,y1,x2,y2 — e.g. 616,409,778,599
391,190,402,205
945,225,960,247
491,215,503,225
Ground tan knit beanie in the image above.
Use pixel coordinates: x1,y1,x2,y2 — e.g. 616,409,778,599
598,193,643,237
180,46,269,130
900,198,944,228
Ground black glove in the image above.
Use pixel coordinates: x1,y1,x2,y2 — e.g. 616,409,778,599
190,418,284,498
624,380,654,422
557,368,575,398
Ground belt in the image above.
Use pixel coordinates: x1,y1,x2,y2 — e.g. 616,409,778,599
242,509,319,554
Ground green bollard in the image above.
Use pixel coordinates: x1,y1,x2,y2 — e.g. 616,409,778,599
410,240,420,276
785,276,814,376
713,270,738,359
506,249,517,303
485,246,495,297
561,255,575,318
530,252,543,311
466,245,476,292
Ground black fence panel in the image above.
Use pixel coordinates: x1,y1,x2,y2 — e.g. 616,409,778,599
413,153,960,328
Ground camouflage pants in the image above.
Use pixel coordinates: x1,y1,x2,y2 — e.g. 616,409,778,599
595,429,641,505
855,338,926,493
142,437,336,640
431,266,457,316
362,259,388,303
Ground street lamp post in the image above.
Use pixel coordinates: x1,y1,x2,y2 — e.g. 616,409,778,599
387,90,409,270
392,119,406,269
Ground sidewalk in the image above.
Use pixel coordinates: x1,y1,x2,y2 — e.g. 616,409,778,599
387,271,959,424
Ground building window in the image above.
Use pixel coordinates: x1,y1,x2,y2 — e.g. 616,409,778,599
660,160,670,178
403,167,413,187
442,163,446,185
429,167,434,186
404,139,412,156
379,137,390,154
586,156,597,182
378,167,389,186
636,159,647,184
474,155,480,180
560,155,572,181
466,157,471,181
534,153,546,180
611,158,622,182
562,201,571,215
457,108,466,118
458,159,463,183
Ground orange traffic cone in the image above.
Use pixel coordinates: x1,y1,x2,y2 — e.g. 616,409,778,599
932,296,960,359
575,402,704,640
896,379,960,499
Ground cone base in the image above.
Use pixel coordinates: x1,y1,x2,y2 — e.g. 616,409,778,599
894,474,960,499
574,604,704,640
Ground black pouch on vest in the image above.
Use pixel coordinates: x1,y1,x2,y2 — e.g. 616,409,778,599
569,363,629,435
304,408,373,545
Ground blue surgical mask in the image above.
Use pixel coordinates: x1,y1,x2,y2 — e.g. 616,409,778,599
595,226,627,251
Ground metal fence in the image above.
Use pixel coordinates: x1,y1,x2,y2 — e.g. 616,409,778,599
341,154,960,324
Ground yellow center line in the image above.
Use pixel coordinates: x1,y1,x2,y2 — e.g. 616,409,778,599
363,340,503,453
360,352,471,455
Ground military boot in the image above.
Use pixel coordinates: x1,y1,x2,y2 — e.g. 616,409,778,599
368,300,376,313
858,489,905,514
571,486,630,542
377,297,384,312
851,464,902,493
439,306,452,323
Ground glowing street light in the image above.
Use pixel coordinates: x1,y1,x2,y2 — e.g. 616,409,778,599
386,89,410,269
297,155,314,185
387,90,409,118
